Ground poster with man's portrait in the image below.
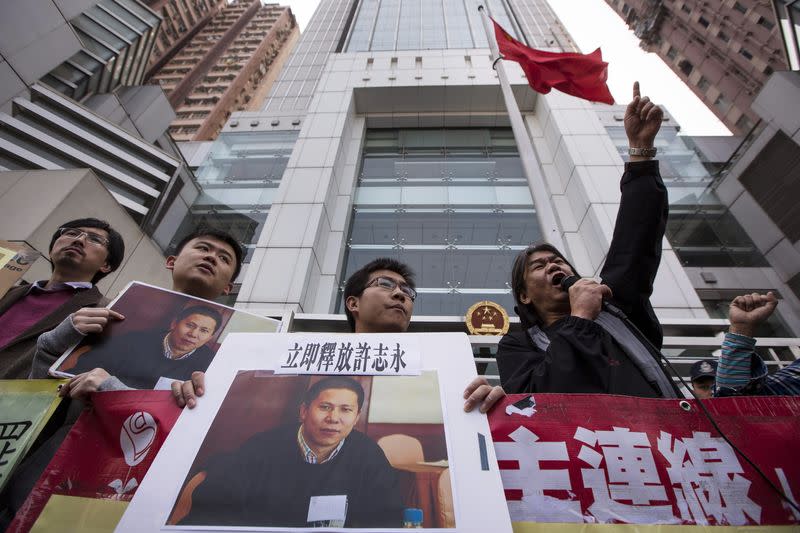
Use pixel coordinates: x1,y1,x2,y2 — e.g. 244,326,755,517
49,282,281,390
115,333,511,532
168,371,453,528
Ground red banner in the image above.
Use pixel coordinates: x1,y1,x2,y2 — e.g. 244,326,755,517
490,394,800,527
9,391,181,532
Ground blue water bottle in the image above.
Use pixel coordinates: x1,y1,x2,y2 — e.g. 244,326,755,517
402,508,423,528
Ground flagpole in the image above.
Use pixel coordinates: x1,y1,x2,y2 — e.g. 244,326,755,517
477,6,563,251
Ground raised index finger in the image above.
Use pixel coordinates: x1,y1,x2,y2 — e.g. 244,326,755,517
633,81,640,99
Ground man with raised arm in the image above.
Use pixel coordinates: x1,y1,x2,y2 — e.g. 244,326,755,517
496,82,679,398
716,292,798,396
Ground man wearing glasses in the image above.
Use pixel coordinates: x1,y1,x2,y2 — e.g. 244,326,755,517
0,219,124,379
343,258,505,414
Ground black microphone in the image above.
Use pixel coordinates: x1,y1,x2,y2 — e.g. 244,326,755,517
559,275,580,292
559,275,627,318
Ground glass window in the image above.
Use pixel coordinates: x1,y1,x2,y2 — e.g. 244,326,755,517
175,131,298,262
372,0,400,51
341,128,539,316
666,46,678,60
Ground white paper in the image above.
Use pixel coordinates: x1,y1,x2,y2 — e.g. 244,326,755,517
275,334,421,376
307,495,348,523
114,332,512,533
154,377,179,391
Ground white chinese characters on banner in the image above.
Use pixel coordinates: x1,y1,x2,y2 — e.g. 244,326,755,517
498,425,764,526
275,334,422,376
495,427,583,522
575,426,675,523
658,431,761,525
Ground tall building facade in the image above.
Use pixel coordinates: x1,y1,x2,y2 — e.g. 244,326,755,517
149,0,298,142
605,0,788,135
143,0,227,79
177,0,799,382
1,1,200,253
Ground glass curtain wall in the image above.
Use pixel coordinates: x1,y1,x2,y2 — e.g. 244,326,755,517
339,128,541,315
171,131,297,303
345,0,519,51
605,124,768,268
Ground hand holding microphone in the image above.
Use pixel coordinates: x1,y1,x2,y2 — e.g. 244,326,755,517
560,275,613,321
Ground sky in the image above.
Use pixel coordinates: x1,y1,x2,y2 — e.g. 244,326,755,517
286,0,731,136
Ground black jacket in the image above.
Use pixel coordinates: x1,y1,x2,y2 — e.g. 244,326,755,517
181,426,403,527
69,329,216,389
498,160,674,397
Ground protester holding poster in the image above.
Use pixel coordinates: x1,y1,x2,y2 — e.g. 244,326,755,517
0,219,124,380
33,227,243,400
497,82,678,399
343,257,506,413
1,228,248,527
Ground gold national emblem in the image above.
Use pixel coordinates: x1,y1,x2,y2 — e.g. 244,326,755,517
465,301,510,336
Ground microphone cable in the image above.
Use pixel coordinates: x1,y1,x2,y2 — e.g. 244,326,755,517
560,275,800,516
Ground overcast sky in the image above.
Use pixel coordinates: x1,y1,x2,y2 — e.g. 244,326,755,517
286,0,731,136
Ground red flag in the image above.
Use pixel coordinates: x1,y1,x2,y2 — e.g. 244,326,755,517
493,19,614,105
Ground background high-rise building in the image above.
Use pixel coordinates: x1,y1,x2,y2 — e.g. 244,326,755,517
143,0,227,79
0,0,201,278
604,0,788,135
149,0,298,142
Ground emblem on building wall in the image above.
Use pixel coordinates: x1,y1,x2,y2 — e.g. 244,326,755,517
465,301,510,336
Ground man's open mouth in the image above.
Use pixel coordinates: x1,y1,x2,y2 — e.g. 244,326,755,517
551,272,566,286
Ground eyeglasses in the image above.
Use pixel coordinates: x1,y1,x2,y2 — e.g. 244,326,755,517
366,276,417,301
58,228,109,247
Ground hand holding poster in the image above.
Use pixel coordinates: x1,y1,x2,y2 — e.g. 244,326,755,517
115,332,512,532
49,282,281,389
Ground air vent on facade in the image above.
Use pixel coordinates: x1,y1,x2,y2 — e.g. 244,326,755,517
251,120,260,126
230,120,239,127
270,119,279,126
292,119,300,125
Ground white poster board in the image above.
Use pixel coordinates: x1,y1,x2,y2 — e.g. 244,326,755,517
115,332,511,533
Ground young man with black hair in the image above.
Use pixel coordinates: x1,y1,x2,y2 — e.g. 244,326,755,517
33,227,243,401
0,218,124,379
496,82,678,398
180,376,403,528
0,227,244,526
343,258,505,414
